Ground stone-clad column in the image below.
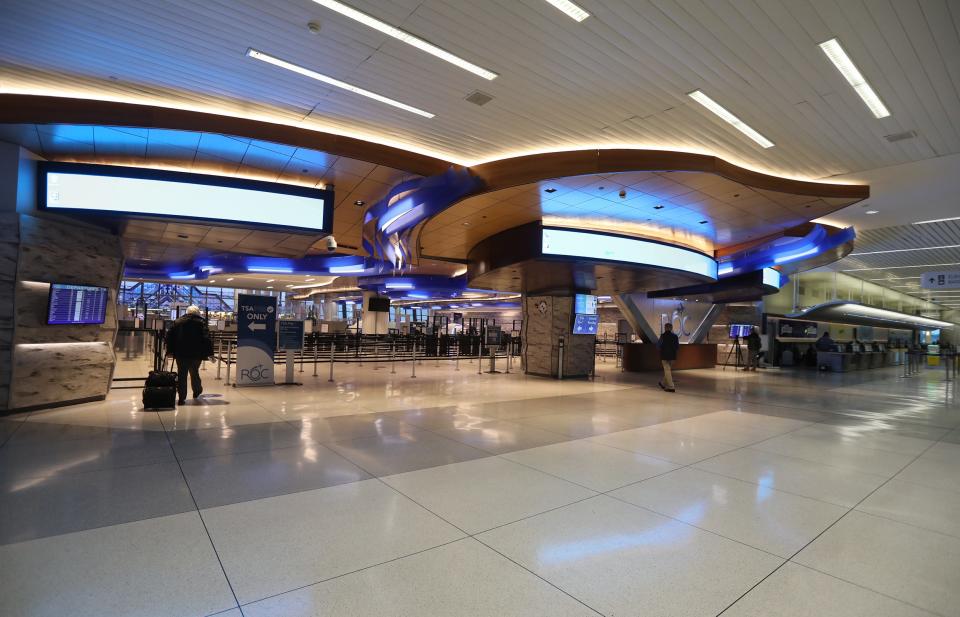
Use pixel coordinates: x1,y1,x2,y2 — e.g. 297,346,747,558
521,295,594,378
0,141,125,412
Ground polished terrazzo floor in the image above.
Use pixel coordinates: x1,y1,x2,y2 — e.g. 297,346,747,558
2,358,959,616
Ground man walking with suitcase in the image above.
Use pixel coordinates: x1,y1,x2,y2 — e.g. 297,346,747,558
658,322,679,393
166,305,214,404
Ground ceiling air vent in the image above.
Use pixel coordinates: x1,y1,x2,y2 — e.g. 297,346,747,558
884,130,917,143
465,90,494,106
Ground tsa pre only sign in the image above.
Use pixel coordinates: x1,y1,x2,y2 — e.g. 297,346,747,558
236,294,277,386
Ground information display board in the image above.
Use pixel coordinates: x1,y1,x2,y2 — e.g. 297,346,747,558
278,320,305,351
572,313,599,335
236,294,277,386
485,325,502,345
47,283,108,325
729,324,753,338
922,271,960,290
574,294,597,315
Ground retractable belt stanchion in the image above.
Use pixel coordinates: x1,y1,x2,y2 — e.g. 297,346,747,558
216,337,223,380
225,341,233,385
391,341,397,374
455,340,460,372
558,337,565,381
313,336,318,376
477,343,483,375
328,342,335,383
411,339,417,378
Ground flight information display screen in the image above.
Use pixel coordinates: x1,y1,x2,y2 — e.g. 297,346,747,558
572,313,599,335
574,293,597,315
47,283,108,325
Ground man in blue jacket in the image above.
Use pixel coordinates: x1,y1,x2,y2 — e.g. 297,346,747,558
658,323,679,393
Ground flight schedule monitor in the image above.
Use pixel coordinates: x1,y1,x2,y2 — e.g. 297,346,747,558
47,283,108,325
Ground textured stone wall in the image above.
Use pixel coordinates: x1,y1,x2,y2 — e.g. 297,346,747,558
5,214,124,410
522,295,594,378
0,213,18,408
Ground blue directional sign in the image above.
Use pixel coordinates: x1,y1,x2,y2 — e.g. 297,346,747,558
236,294,277,386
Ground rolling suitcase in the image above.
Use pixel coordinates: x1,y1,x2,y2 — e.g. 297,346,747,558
143,357,178,409
143,385,177,410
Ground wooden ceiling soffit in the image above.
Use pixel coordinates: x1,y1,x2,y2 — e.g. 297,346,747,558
470,149,869,200
0,94,451,176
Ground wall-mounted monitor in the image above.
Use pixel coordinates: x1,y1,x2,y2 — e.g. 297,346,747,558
574,293,597,315
572,313,599,335
38,162,333,234
729,324,753,339
367,296,391,312
47,283,109,325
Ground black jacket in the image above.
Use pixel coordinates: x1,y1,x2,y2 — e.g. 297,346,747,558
746,331,761,351
166,313,213,359
659,331,680,361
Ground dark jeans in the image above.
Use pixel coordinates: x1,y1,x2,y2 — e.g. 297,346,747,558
175,356,203,401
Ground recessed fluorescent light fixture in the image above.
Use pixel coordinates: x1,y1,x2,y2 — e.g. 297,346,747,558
309,0,497,80
543,0,590,22
246,48,434,118
865,210,879,215
914,216,960,225
851,244,960,256
842,262,960,272
687,90,774,148
819,38,890,119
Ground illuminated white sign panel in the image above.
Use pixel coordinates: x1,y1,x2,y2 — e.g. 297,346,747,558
41,164,331,233
762,267,783,289
542,228,717,280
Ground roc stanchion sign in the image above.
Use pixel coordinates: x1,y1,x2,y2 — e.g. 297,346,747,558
236,294,277,386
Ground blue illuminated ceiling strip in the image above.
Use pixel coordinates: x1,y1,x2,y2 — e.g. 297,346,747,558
718,224,854,278
363,167,482,267
541,227,718,280
125,254,373,281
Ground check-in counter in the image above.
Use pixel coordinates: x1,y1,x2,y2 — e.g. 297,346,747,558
816,349,905,372
623,343,717,372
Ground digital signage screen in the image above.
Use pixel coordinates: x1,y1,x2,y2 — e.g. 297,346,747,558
47,283,109,325
729,324,753,339
38,162,333,234
367,296,391,312
572,313,599,335
574,293,597,315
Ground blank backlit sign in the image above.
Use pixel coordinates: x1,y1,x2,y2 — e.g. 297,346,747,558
40,162,332,233
542,228,717,280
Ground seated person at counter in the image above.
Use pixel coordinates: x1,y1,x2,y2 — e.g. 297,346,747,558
815,332,835,352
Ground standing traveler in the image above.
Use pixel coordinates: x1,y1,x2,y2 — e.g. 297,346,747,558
658,323,679,393
166,305,214,404
815,332,835,352
745,327,761,371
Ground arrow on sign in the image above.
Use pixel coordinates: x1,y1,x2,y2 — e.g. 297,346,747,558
248,323,266,332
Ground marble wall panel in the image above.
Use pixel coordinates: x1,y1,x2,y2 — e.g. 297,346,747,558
0,213,19,410
14,281,118,344
9,342,115,409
